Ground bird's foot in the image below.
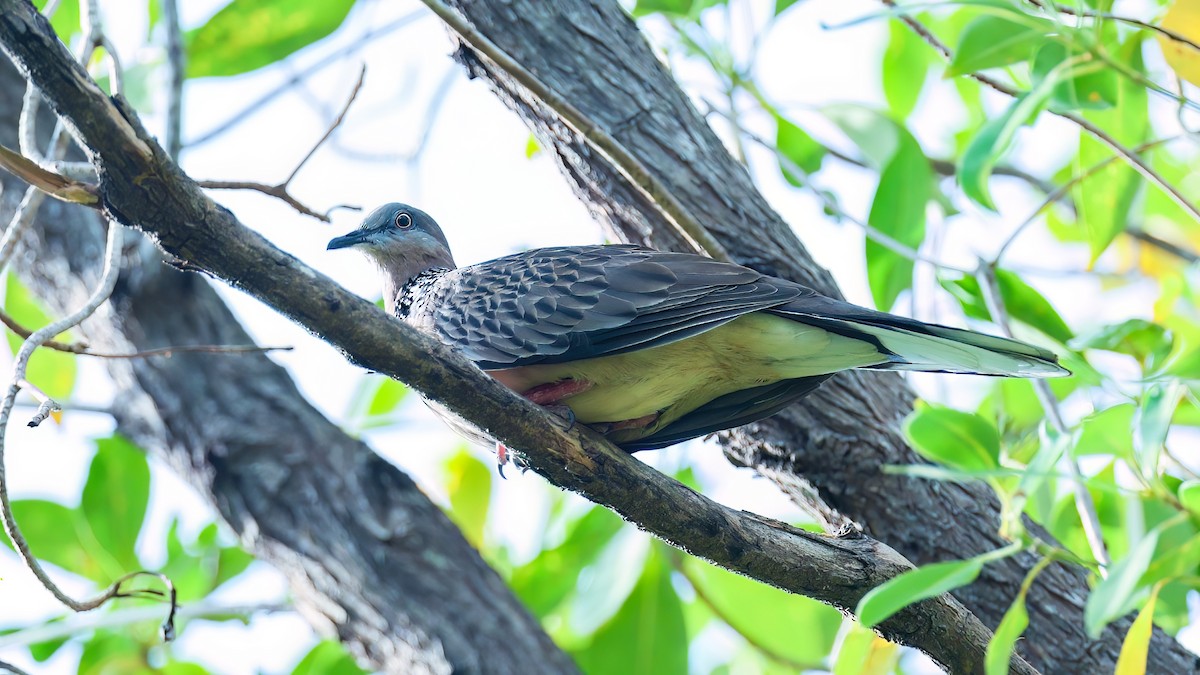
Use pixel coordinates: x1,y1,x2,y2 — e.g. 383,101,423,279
495,441,533,479
496,441,509,479
541,404,577,433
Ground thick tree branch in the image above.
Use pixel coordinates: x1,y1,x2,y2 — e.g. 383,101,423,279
0,22,571,675
0,3,1034,672
427,0,1197,672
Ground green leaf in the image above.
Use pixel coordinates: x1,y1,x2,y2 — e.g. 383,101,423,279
187,0,357,78
292,639,367,675
904,405,1001,472
857,556,986,628
1074,37,1147,261
81,435,149,573
524,133,542,159
510,506,625,617
867,138,930,310
774,0,802,16
1114,583,1160,675
366,378,406,417
775,116,825,185
1133,382,1184,481
941,270,1073,343
1073,320,1171,369
947,14,1051,77
1032,42,1118,111
1,500,94,579
34,0,81,41
959,82,1056,211
572,550,687,674
882,20,933,119
1075,404,1135,458
1085,523,1164,637
78,631,145,675
28,629,69,663
832,623,899,675
443,449,492,549
985,558,1050,675
5,272,77,400
985,587,1030,675
823,104,899,170
682,557,841,666
631,0,724,19
1179,481,1200,515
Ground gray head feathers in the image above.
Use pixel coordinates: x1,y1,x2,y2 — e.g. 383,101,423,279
328,203,457,303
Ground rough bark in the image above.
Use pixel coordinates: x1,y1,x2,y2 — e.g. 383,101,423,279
0,3,1040,672
436,0,1198,672
0,51,577,675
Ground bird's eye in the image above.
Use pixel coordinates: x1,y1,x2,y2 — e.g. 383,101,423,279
394,212,413,229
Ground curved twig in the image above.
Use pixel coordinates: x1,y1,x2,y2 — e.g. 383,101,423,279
0,217,125,609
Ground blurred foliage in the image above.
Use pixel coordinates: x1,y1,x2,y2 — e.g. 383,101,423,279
5,0,1200,673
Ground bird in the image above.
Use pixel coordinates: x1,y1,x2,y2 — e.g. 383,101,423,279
328,202,1068,457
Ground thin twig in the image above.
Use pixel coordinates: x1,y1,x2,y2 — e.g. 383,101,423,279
0,305,293,358
284,65,366,186
0,219,132,609
712,105,974,274
420,0,731,262
1026,0,1200,53
0,143,100,206
992,136,1179,263
0,602,290,651
976,263,1110,572
18,379,60,428
195,180,348,222
196,67,366,222
333,65,459,164
162,0,184,161
187,13,423,147
880,0,1200,228
0,659,30,675
1126,227,1199,264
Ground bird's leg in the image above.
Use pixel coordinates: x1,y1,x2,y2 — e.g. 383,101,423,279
495,379,591,478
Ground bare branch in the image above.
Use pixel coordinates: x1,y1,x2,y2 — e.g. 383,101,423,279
195,68,366,222
162,0,184,160
0,216,124,610
283,65,365,186
0,142,99,205
975,263,1110,571
187,13,423,147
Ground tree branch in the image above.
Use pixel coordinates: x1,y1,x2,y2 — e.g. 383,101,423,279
0,3,1036,672
425,0,1196,672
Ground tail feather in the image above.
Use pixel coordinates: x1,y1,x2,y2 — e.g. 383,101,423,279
785,310,1069,378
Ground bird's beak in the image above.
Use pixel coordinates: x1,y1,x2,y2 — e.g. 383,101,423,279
327,230,367,250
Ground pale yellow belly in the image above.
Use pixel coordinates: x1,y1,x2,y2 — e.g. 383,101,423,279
487,313,887,433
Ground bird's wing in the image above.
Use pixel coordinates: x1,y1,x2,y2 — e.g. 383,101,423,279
429,245,808,369
617,375,831,451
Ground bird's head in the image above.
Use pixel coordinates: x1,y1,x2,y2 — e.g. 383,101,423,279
328,203,457,284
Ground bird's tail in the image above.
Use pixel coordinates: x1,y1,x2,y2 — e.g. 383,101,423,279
784,306,1069,377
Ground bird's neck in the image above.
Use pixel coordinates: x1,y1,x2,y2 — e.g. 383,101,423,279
374,243,453,312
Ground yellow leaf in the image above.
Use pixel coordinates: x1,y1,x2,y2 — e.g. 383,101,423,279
50,409,62,425
1114,583,1162,675
1159,0,1200,86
